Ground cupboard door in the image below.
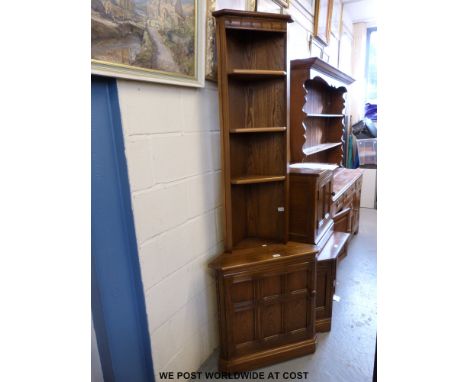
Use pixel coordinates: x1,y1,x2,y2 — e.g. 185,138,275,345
316,260,335,323
224,260,316,358
260,274,282,341
226,278,256,357
315,176,333,241
284,269,309,334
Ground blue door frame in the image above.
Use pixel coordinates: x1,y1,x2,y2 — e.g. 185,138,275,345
91,76,155,382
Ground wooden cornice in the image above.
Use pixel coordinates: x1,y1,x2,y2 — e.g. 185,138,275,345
212,9,293,23
290,57,355,84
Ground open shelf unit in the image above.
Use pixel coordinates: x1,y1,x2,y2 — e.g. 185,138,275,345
231,181,286,247
290,58,354,165
214,10,292,250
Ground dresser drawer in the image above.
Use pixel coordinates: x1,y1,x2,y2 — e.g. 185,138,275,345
334,196,344,213
343,189,354,206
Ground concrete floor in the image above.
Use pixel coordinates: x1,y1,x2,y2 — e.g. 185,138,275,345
199,208,377,382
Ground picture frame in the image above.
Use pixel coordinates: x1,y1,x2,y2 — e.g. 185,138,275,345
256,0,286,13
330,0,343,39
322,50,330,63
313,0,332,45
91,0,205,88
205,0,251,81
205,0,218,81
310,38,324,58
272,0,290,8
289,0,314,34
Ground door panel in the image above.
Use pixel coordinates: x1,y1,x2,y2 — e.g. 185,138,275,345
226,262,316,357
316,262,331,320
231,280,254,302
261,304,282,338
285,298,308,332
233,309,256,345
316,176,333,241
261,275,282,297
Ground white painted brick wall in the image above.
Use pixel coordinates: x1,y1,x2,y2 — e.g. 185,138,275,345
117,79,223,380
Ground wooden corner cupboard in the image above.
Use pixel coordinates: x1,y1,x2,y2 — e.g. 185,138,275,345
209,10,321,372
209,241,318,372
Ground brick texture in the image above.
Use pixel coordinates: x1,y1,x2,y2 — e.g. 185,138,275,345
117,79,222,377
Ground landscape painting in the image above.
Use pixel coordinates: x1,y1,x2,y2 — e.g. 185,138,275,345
92,0,204,87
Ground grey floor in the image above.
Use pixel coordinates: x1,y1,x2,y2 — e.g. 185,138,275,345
199,208,377,382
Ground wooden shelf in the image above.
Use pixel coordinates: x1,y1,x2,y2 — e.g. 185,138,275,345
228,69,287,79
232,238,280,250
303,142,342,156
231,175,286,185
230,127,287,133
305,113,344,118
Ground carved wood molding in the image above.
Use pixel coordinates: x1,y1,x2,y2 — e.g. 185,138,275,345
291,57,354,84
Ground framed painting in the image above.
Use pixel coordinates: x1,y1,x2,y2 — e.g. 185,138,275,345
314,0,331,45
91,0,205,87
330,0,343,39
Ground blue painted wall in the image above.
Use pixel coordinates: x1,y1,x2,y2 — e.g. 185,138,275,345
91,76,155,382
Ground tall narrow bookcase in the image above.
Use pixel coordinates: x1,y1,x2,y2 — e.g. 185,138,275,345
213,9,291,252
209,10,318,372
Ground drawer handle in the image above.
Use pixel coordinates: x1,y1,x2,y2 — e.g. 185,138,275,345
331,191,336,196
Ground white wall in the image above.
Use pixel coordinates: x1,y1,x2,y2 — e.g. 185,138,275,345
117,79,224,380
360,168,377,209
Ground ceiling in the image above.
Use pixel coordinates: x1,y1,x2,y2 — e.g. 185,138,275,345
342,0,377,24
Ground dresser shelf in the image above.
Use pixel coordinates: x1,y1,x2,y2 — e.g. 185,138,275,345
290,59,354,165
228,69,287,79
303,142,342,156
231,175,285,185
230,127,287,133
305,113,344,118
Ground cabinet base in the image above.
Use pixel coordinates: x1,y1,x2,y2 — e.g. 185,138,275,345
219,338,317,372
316,318,331,332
